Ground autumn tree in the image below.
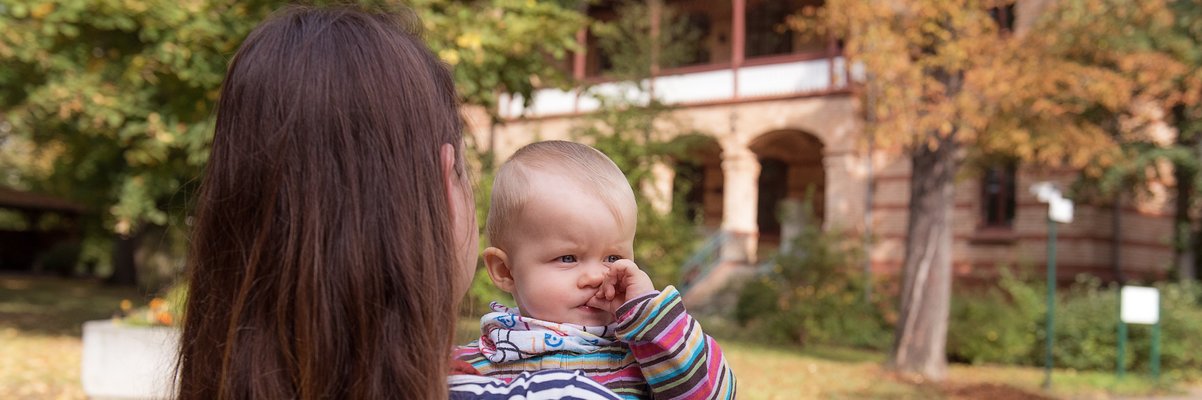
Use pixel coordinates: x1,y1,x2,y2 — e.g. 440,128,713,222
1006,0,1201,282
799,0,1160,380
1007,0,1196,285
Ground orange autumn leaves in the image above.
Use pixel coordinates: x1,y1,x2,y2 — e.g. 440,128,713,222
116,297,177,327
795,0,1195,174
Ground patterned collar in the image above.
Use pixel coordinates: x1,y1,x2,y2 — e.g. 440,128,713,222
476,302,618,363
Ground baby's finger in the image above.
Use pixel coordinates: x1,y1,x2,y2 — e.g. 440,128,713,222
609,259,655,299
585,296,610,312
610,259,639,273
607,271,621,299
596,272,610,300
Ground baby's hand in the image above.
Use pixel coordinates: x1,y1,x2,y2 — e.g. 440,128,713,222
586,259,655,315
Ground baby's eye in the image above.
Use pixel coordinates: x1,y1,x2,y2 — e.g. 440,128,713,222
604,255,622,263
558,255,578,263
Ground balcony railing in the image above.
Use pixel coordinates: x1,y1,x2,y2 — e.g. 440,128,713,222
498,55,850,119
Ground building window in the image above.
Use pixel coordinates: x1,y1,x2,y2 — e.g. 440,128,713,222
677,11,713,67
746,0,827,58
674,160,706,223
757,158,789,239
980,163,1017,228
745,0,792,58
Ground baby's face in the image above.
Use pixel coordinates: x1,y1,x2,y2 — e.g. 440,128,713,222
502,175,636,326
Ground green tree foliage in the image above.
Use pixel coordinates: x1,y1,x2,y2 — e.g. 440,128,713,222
0,0,585,282
0,0,264,233
590,0,701,81
415,0,585,119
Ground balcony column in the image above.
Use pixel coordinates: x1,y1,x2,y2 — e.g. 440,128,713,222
828,37,838,87
644,161,675,215
573,28,586,81
720,145,759,263
731,0,745,99
649,0,661,98
572,27,586,113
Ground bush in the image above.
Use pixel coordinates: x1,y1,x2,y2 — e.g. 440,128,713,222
734,221,891,350
1154,282,1202,376
948,273,1202,376
947,269,1043,365
1050,276,1121,371
1054,278,1202,375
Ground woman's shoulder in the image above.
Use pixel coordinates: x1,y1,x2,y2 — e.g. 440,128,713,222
449,370,620,400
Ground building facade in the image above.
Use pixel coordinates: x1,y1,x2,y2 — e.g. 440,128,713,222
466,0,1176,295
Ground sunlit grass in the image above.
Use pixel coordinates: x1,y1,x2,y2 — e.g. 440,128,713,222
947,362,1183,399
2,275,1196,400
0,275,143,399
0,329,86,399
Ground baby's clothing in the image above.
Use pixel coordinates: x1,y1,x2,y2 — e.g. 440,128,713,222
453,286,736,400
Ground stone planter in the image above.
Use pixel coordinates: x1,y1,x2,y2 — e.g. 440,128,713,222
81,320,179,399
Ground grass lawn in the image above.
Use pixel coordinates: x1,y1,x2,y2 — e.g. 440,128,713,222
720,339,1185,400
0,274,144,399
1,275,1194,399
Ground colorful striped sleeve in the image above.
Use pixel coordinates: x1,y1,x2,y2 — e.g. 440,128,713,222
613,286,737,400
449,370,622,400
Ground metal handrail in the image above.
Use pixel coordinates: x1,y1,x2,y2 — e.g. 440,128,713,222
678,231,730,295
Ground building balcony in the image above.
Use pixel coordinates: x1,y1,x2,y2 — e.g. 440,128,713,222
499,54,851,119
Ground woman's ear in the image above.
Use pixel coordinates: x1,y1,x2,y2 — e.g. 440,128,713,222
440,143,466,223
482,247,516,293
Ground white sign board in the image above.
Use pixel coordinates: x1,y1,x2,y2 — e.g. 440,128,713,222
1030,182,1060,203
1121,286,1160,325
1049,196,1074,224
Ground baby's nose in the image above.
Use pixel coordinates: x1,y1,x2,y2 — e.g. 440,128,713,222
578,264,606,288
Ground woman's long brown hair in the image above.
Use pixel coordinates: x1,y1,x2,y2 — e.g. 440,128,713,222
177,5,463,399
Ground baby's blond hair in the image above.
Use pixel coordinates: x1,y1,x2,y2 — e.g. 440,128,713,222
486,140,636,248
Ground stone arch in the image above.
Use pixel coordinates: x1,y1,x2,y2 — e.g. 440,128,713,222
748,130,825,250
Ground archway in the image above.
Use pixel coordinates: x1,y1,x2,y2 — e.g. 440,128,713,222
668,135,723,230
748,130,825,253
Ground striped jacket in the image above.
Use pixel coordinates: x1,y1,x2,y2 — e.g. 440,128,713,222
454,286,736,400
449,370,621,399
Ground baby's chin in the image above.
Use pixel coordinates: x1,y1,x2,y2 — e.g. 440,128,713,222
566,304,614,326
525,306,612,327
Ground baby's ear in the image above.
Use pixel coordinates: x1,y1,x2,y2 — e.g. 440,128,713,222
482,247,516,293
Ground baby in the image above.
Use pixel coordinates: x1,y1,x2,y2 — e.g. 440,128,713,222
454,140,736,399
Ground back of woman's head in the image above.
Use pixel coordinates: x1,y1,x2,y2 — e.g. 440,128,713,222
179,5,462,399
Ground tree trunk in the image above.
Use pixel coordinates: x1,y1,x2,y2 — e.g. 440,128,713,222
108,231,140,286
1111,194,1125,284
1191,122,1202,282
1175,163,1197,282
890,137,959,381
1172,105,1199,281
1192,226,1202,282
